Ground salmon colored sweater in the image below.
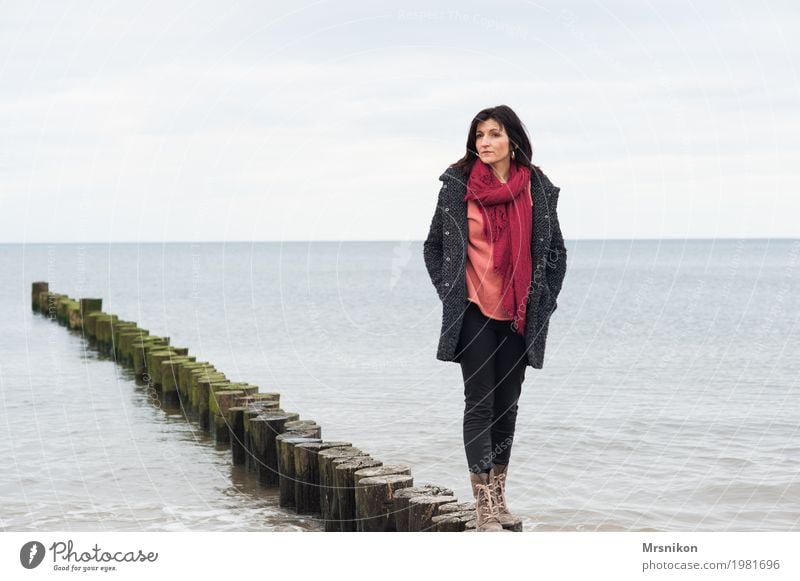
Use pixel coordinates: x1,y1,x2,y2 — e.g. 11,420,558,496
465,184,533,321
465,199,514,320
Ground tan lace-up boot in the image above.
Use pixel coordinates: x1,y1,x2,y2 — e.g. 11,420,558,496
469,471,504,532
488,462,518,526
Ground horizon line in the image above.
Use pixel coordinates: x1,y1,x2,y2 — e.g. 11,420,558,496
1,237,799,245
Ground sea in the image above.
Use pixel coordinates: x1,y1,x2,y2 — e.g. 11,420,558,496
1,239,798,532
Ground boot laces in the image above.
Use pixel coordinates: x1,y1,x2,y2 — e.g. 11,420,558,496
477,483,499,523
491,472,509,513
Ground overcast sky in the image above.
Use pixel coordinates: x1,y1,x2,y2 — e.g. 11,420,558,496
1,0,798,242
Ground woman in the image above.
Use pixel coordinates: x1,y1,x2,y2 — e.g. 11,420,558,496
423,105,567,531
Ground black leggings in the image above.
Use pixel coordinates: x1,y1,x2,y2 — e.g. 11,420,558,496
457,300,528,474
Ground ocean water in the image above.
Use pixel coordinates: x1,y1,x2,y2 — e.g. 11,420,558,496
1,239,798,532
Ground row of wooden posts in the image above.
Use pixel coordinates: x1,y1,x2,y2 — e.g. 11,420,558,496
31,281,521,532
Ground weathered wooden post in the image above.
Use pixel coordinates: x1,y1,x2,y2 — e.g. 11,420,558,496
392,485,454,533
159,356,197,406
56,296,78,327
43,291,56,317
318,447,365,530
105,314,125,351
275,434,320,507
66,301,83,330
79,298,102,337
116,328,148,366
293,441,352,515
243,408,265,472
146,348,181,389
353,464,412,486
31,282,49,311
408,494,458,532
93,314,120,354
188,370,226,416
83,311,103,341
333,456,382,532
247,413,271,485
432,502,476,532
354,467,414,532
237,400,281,462
283,420,320,435
206,383,247,435
250,412,300,486
195,379,230,431
109,321,139,361
358,475,417,532
36,290,51,314
131,337,170,379
227,406,248,464
210,388,247,443
175,361,209,403
274,425,318,488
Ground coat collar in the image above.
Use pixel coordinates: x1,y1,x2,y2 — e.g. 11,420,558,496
439,163,549,196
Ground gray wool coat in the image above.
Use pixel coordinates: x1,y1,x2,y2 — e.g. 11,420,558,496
423,164,567,369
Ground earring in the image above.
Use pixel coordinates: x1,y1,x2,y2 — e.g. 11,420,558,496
511,149,516,160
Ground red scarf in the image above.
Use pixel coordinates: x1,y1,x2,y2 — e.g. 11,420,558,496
464,160,532,335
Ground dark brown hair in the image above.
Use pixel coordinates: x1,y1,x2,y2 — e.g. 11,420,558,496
450,104,541,175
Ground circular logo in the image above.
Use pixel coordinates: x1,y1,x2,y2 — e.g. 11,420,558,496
20,541,46,569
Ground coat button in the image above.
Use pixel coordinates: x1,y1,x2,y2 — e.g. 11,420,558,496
445,257,450,261
444,207,449,212
445,231,450,235
544,215,549,219
443,184,448,189
444,283,450,287
539,237,544,242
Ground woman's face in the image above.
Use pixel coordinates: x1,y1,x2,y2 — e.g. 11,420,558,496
475,118,511,165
